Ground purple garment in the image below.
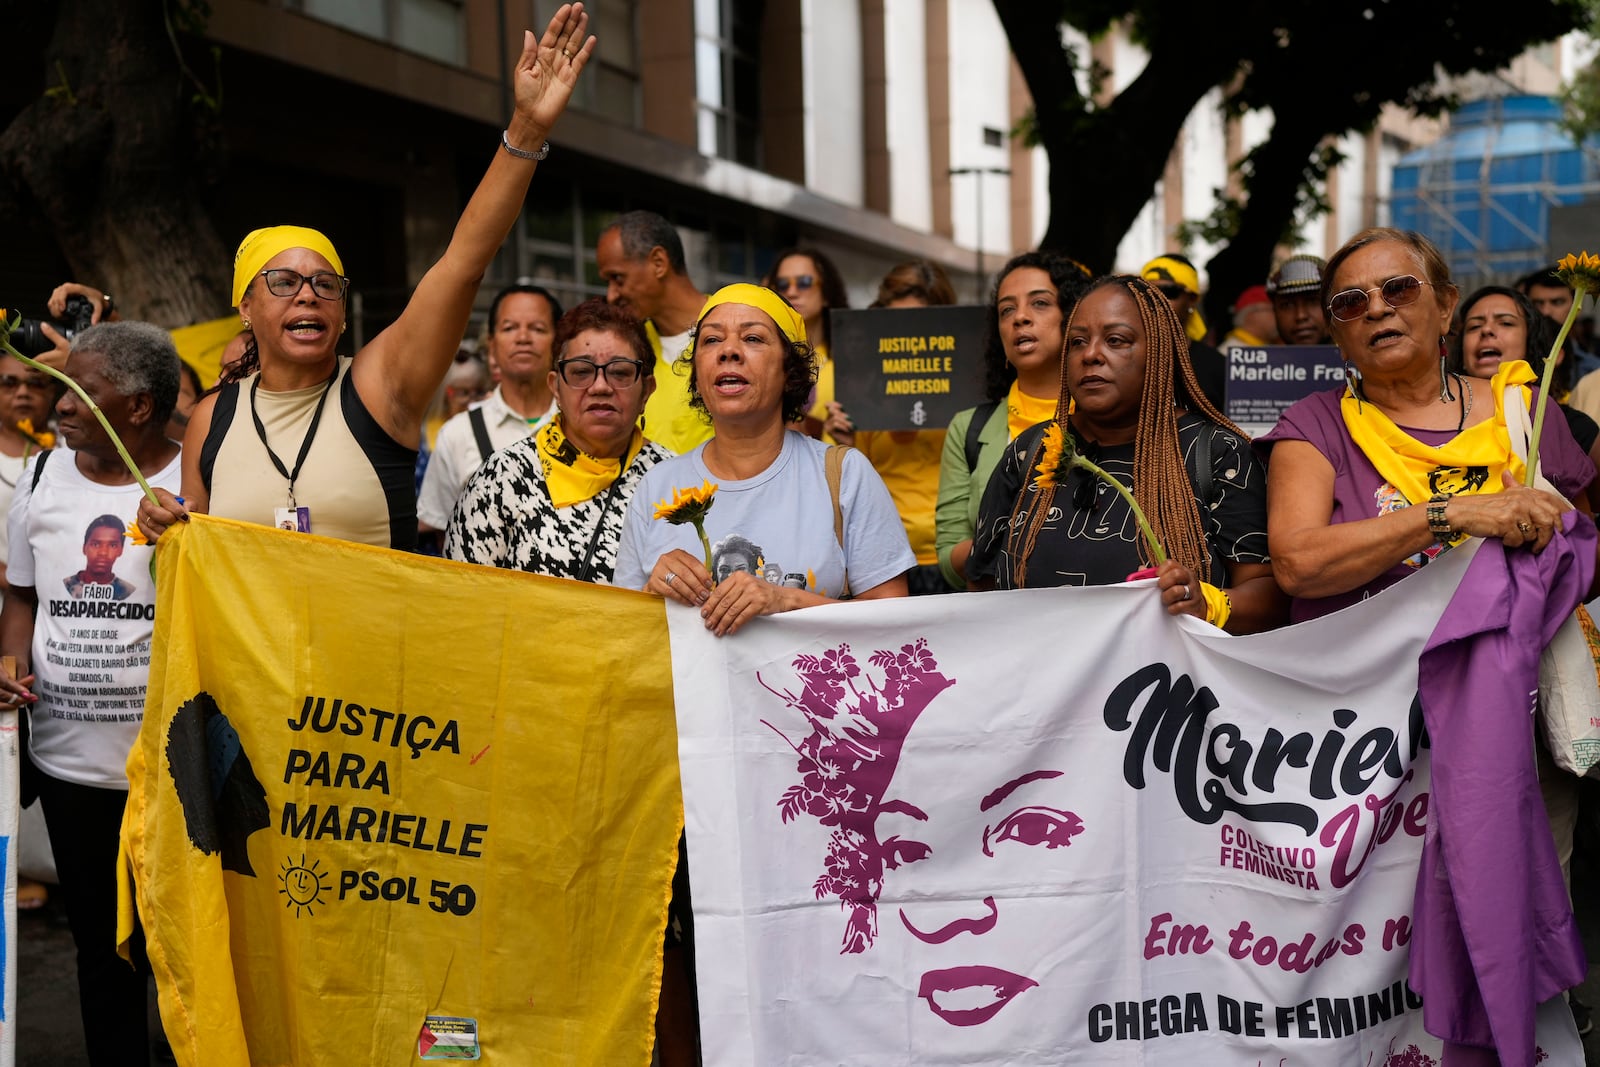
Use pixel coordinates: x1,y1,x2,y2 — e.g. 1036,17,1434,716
1413,510,1593,1065
1258,388,1595,622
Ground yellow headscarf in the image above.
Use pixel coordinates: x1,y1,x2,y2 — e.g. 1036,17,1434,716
232,226,345,307
1341,359,1534,541
1141,255,1208,343
693,284,807,346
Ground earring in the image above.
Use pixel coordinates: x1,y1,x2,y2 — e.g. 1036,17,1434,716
340,322,348,335
241,318,252,331
1437,335,1455,403
1342,358,1364,410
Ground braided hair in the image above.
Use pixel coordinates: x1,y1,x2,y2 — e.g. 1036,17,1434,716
1004,275,1248,588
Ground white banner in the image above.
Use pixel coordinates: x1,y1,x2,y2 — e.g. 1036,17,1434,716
0,702,17,1067
671,541,1584,1065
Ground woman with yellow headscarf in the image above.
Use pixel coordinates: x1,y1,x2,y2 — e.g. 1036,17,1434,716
613,283,914,636
136,4,595,550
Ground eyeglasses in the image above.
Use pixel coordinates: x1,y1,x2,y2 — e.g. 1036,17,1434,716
556,357,646,389
259,269,350,300
0,375,52,390
1327,275,1430,322
774,275,815,293
1154,283,1188,302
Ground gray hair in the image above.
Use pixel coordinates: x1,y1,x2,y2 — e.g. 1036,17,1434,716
71,321,182,424
604,210,687,275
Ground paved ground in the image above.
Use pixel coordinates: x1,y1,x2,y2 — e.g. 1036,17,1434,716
14,797,1600,1065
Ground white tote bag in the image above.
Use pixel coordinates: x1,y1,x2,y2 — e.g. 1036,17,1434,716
1504,383,1600,778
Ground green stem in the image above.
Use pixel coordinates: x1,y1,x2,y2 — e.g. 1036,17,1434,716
0,331,160,505
1527,286,1586,486
694,520,713,574
1070,454,1167,566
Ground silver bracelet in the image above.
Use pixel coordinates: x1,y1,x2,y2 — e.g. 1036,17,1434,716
500,130,550,161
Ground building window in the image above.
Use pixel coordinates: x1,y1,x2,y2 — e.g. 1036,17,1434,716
571,0,641,128
694,0,762,167
294,0,466,67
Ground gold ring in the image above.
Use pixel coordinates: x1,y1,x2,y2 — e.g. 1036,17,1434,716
1517,521,1533,534
561,47,573,58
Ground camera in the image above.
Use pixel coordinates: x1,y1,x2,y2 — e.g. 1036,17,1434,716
9,294,95,357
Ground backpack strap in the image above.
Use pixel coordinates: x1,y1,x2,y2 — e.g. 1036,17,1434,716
826,444,852,600
29,448,51,491
965,400,1001,473
468,406,494,463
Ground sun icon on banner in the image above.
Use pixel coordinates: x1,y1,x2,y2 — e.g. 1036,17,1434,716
278,854,331,917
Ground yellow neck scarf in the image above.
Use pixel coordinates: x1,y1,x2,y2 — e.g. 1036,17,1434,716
1340,360,1533,521
536,418,644,509
1007,382,1057,441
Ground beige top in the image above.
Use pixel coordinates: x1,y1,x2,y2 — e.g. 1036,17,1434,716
201,357,418,549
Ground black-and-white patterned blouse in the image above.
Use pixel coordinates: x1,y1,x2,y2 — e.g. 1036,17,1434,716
444,436,674,583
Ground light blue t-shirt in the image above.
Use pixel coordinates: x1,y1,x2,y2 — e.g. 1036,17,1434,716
614,431,915,598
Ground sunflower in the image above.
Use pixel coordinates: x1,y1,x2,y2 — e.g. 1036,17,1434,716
1032,422,1072,490
1556,251,1600,296
653,480,717,524
653,480,718,574
16,418,55,451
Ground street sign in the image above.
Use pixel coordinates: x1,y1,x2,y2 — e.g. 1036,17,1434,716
1224,344,1346,437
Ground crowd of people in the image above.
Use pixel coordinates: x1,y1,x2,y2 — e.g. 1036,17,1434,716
3,5,1598,1062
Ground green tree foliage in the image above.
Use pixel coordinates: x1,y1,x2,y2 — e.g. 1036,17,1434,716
995,0,1585,321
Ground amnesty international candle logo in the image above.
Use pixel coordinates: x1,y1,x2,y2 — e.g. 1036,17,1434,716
829,306,987,430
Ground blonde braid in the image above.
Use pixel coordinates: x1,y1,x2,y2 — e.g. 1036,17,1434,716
1125,278,1212,583
1007,276,1242,587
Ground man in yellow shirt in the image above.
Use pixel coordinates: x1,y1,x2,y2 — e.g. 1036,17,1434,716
596,211,710,454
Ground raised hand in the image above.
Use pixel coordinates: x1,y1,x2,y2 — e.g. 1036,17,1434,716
510,3,597,142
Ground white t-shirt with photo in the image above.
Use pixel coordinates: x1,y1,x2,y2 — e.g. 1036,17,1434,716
614,430,915,598
8,446,182,789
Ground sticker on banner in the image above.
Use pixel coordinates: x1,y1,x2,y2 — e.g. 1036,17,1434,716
418,1015,479,1060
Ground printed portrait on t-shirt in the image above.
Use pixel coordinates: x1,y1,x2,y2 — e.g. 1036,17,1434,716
712,533,765,584
62,514,137,601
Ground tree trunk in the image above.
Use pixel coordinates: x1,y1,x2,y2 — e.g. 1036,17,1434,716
1202,122,1335,331
0,0,231,328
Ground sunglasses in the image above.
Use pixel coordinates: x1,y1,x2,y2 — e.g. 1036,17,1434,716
0,375,52,390
556,356,646,389
774,275,815,293
1327,275,1430,322
1154,282,1188,302
259,268,350,301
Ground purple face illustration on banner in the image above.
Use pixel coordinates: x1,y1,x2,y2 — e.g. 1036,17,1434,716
762,640,1086,1030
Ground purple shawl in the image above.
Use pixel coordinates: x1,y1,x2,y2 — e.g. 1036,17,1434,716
1413,511,1593,1065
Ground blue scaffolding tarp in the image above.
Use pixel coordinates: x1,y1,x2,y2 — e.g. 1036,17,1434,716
1390,95,1600,287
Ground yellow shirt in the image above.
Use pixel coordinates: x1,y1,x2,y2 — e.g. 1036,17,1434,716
853,428,946,565
1006,382,1057,441
642,321,713,455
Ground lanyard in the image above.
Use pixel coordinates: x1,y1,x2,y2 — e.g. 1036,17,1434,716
249,365,339,507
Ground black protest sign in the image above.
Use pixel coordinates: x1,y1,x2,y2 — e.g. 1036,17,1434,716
830,306,988,431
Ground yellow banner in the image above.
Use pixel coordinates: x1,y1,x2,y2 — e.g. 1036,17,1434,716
168,315,242,386
118,517,681,1066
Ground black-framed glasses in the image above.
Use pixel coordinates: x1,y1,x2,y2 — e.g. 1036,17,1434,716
1327,275,1429,322
556,357,646,389
259,268,350,300
774,274,815,293
0,374,52,390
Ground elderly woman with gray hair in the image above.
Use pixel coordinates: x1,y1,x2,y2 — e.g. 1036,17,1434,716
0,321,182,1065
